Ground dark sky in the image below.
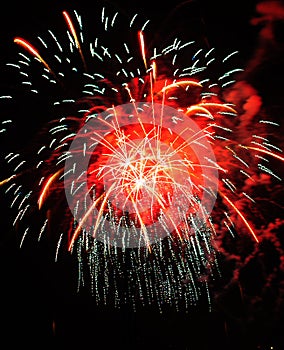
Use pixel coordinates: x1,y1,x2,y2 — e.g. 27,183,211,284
0,1,258,41
0,0,258,46
1,1,284,350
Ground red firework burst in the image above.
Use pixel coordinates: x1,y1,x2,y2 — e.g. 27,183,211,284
0,5,283,311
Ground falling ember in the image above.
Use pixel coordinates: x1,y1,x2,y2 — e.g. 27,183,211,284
139,31,147,70
240,145,284,163
62,10,87,71
1,5,283,312
38,170,63,210
14,37,55,78
222,194,259,243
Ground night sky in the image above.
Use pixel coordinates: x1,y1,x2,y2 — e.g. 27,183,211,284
0,1,284,349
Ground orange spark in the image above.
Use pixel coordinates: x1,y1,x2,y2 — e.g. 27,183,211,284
186,105,215,119
62,11,87,70
0,174,16,186
198,103,237,114
14,37,54,74
68,192,105,251
186,103,236,118
160,80,203,94
139,30,147,70
68,182,119,251
241,145,284,162
151,60,157,81
38,170,62,210
222,194,259,243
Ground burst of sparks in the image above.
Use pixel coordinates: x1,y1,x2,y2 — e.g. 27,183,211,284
0,6,283,312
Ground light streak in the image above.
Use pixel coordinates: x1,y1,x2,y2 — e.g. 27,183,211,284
38,170,63,209
14,37,55,77
222,194,259,243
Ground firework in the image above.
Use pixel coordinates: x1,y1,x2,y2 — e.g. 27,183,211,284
0,4,283,313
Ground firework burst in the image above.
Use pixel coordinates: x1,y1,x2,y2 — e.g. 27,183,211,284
0,4,283,313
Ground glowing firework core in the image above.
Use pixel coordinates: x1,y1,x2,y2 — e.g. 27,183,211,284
64,102,218,249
